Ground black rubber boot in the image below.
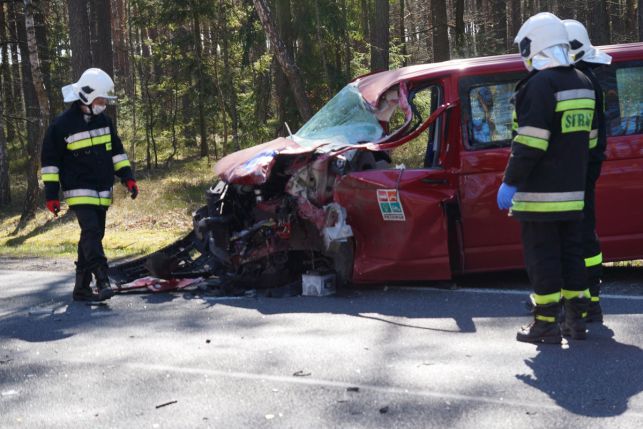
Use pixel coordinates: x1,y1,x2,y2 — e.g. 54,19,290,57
93,264,114,301
516,302,562,344
72,261,99,302
72,269,99,301
587,280,603,323
587,301,603,323
561,297,590,340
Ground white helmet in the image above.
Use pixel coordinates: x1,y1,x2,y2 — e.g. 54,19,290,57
514,12,569,61
563,19,612,65
61,68,117,104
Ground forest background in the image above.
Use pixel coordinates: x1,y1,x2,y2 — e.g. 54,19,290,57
0,0,641,259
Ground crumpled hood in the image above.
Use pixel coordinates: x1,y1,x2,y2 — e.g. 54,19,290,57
214,137,325,185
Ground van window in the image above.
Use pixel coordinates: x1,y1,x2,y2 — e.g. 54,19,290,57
604,66,643,136
468,83,515,147
459,73,526,150
391,85,442,168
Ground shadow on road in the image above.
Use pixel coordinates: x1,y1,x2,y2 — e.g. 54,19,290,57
516,325,643,417
0,301,113,343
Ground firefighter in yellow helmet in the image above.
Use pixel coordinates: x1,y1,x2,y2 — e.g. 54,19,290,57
497,13,596,343
41,68,138,301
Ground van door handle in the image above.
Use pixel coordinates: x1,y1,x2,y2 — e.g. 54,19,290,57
421,178,449,185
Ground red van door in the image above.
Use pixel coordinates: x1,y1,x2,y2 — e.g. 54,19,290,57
456,74,528,273
335,83,459,282
336,167,457,282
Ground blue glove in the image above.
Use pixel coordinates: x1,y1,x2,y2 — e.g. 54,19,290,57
497,183,517,210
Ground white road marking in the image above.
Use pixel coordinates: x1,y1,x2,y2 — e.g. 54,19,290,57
128,362,643,416
397,286,643,301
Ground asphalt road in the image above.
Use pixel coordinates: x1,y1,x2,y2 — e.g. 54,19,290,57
1,267,642,428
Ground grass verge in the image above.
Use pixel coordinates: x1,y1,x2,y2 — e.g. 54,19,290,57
0,157,216,262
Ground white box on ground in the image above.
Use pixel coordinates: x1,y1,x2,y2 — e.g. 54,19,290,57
301,271,336,296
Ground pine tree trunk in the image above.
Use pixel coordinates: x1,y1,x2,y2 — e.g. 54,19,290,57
639,0,643,41
136,26,153,170
219,0,239,152
273,0,293,129
192,8,209,158
589,0,610,45
399,0,407,66
625,0,636,42
19,0,51,228
7,2,23,143
112,0,130,92
370,0,389,71
253,0,312,121
66,0,92,78
454,0,465,56
313,1,331,96
0,3,11,205
0,2,14,145
33,2,54,117
211,31,228,158
490,0,507,54
509,0,521,50
126,0,137,161
341,0,351,81
522,0,534,21
360,0,370,44
431,0,449,61
0,94,10,206
89,1,116,123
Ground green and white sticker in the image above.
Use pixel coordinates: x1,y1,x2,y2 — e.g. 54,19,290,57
377,189,406,221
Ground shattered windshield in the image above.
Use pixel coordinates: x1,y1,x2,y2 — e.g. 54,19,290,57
294,84,384,147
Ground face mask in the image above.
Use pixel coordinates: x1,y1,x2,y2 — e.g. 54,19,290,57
529,45,572,71
91,104,107,115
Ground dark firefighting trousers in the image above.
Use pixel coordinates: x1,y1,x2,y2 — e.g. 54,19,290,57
582,177,603,291
520,220,587,296
72,206,108,271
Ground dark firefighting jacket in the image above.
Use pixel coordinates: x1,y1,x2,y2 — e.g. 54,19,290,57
41,102,134,207
504,66,596,221
577,62,606,184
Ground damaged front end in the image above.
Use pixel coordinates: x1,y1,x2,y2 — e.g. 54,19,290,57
193,151,360,289
111,82,401,290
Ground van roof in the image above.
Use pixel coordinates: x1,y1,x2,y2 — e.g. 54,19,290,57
356,42,643,107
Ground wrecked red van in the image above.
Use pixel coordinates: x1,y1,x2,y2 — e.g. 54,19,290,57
114,43,643,288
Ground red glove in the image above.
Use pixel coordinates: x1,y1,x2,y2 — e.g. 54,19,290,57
46,200,60,216
126,179,138,200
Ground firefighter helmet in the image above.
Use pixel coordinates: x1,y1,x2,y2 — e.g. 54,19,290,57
62,68,117,104
514,13,569,61
563,19,612,65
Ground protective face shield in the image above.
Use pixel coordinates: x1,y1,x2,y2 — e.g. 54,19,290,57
62,68,117,105
563,19,612,65
529,45,571,71
514,12,571,71
90,103,107,115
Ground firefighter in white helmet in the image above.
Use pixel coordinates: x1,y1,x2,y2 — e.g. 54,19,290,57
497,13,597,343
41,68,139,301
563,19,612,324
